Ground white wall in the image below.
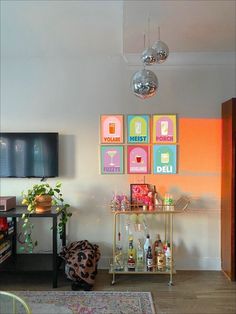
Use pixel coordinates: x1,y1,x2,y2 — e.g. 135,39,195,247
1,1,235,270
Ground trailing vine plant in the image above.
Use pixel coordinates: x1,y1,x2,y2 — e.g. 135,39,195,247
21,182,71,253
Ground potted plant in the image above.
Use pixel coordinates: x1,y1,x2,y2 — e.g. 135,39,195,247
21,182,71,253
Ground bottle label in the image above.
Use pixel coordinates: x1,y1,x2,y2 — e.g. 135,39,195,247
157,253,166,269
147,258,153,267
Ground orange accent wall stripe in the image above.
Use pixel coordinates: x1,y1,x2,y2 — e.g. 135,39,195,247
128,118,222,203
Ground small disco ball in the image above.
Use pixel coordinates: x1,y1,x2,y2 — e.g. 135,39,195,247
152,40,169,64
131,69,158,99
141,47,158,65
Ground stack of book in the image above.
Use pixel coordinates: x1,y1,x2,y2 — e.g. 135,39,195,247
0,240,11,264
0,218,14,264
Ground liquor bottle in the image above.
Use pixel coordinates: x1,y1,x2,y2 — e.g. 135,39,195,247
157,251,166,271
165,243,172,269
146,246,153,271
128,236,136,261
127,254,136,271
144,234,152,263
114,231,124,271
136,239,144,270
153,234,162,264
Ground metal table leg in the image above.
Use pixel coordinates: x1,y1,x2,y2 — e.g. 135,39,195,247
52,215,58,288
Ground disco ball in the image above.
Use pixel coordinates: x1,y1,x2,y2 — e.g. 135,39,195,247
131,69,158,99
152,40,169,64
141,47,158,65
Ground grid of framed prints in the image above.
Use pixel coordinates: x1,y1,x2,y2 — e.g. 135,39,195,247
99,114,177,174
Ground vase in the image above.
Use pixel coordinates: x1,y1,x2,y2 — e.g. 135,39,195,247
35,195,52,213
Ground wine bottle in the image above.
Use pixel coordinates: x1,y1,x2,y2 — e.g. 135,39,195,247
146,246,153,271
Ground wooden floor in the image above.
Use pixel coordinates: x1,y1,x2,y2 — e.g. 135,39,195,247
0,270,236,314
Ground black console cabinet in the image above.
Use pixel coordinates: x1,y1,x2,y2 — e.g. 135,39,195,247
0,206,66,288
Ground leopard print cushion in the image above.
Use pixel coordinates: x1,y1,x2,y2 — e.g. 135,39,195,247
60,240,101,285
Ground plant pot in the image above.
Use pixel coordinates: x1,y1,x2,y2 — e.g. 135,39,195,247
35,195,52,213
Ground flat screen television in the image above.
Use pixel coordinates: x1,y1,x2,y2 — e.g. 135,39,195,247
0,132,58,178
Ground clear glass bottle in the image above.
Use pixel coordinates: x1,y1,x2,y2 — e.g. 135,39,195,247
164,193,174,211
144,234,152,264
165,243,172,269
114,231,124,271
136,239,144,270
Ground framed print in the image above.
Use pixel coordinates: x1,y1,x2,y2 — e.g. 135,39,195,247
100,145,124,174
130,184,150,205
100,115,124,144
127,145,150,174
152,114,177,144
153,145,177,174
127,115,150,143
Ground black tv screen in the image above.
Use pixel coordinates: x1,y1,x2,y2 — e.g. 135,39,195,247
0,132,58,178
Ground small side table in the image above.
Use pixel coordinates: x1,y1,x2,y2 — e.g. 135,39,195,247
0,206,66,288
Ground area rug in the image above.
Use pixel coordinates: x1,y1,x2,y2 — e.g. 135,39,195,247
13,290,156,314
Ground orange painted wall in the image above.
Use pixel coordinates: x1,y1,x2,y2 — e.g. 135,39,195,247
128,118,222,207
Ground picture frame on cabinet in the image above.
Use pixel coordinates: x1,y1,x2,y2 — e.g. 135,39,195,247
100,145,124,174
130,184,150,206
100,115,124,144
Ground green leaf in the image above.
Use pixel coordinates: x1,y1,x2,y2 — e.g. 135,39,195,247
56,182,62,188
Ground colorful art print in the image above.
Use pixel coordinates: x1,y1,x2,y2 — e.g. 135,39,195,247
100,115,124,144
100,145,124,174
130,184,150,205
127,145,150,174
127,115,150,143
152,115,177,144
153,144,177,174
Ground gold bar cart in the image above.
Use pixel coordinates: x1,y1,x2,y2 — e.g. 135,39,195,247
109,209,182,286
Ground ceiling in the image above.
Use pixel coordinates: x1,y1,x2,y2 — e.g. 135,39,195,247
123,0,236,54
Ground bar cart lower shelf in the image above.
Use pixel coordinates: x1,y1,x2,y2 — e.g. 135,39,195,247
109,267,176,286
109,209,182,286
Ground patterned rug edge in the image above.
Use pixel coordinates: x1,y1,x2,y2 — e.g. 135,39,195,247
11,290,156,314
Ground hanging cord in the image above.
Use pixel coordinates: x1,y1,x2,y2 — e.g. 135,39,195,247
147,15,151,47
143,33,146,50
142,33,146,69
158,25,160,41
